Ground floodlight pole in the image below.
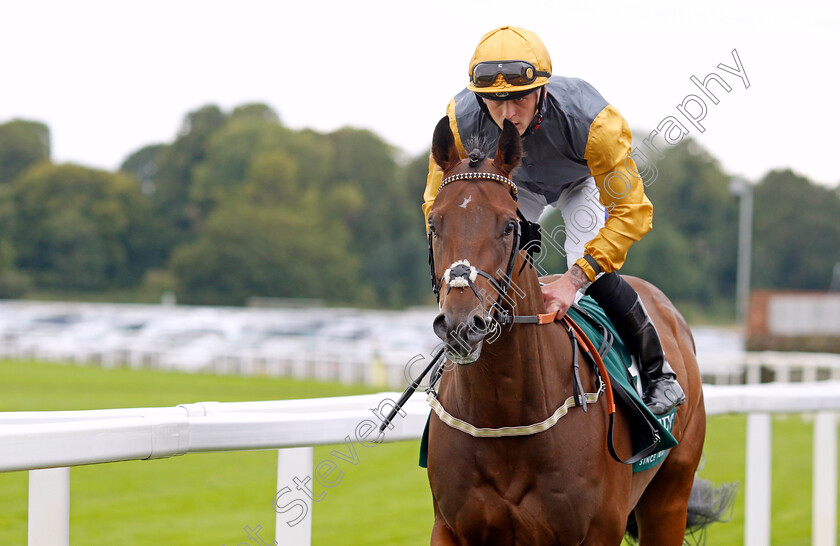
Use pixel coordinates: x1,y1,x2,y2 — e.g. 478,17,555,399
729,176,753,327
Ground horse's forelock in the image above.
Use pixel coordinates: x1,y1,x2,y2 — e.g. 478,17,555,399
463,135,492,168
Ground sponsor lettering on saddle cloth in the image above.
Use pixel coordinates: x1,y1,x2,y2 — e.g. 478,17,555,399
418,296,678,472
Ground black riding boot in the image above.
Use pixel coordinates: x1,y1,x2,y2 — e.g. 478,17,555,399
612,296,686,414
586,273,686,415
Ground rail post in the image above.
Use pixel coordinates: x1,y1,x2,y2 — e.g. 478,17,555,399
275,446,313,545
745,412,771,546
813,411,837,546
28,467,70,546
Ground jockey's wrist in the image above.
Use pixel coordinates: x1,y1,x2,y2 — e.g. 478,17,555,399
564,265,592,292
574,255,601,282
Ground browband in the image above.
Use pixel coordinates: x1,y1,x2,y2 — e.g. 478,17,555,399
438,172,518,201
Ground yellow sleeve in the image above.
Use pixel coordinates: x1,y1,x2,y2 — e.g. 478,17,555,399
575,105,653,281
422,99,466,232
422,156,444,232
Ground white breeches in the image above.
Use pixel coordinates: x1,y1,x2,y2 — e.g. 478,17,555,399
516,177,606,270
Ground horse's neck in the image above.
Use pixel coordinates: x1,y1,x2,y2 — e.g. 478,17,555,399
447,258,571,425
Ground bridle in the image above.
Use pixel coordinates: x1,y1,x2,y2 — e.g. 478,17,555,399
428,170,542,326
385,169,645,458
380,169,618,444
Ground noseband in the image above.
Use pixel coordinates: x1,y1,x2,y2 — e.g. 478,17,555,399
428,171,541,323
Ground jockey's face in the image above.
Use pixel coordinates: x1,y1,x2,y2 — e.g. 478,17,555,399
482,90,540,136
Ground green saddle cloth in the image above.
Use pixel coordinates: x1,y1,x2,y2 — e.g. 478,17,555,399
419,296,678,472
567,296,678,471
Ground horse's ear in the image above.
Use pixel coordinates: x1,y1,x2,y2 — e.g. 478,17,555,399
432,116,460,172
493,119,522,175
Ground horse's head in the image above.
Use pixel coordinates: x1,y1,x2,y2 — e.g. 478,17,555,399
428,116,524,364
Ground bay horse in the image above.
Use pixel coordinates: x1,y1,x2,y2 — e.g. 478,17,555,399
425,116,732,545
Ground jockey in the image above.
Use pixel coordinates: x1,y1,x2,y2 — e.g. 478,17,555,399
422,25,685,415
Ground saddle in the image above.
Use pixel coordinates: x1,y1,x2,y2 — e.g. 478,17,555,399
566,296,678,472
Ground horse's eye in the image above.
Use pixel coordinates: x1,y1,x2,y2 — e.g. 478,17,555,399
428,221,437,238
503,220,516,236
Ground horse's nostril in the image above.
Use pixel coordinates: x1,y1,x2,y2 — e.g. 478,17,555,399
471,315,488,336
464,314,488,344
433,313,448,342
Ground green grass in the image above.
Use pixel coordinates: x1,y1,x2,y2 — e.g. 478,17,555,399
1,359,837,544
0,360,432,545
700,414,838,546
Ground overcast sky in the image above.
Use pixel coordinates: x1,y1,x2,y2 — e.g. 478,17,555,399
3,0,838,187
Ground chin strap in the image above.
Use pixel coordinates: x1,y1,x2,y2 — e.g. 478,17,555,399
521,87,547,137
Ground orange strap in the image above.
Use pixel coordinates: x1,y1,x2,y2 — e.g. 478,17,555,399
560,315,616,415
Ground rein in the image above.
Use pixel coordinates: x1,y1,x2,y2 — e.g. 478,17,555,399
381,169,537,435
377,310,620,441
418,169,611,437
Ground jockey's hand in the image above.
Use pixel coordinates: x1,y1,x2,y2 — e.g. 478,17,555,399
541,265,591,317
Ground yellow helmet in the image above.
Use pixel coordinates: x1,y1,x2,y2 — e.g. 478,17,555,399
467,26,552,97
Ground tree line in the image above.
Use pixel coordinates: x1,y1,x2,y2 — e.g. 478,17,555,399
0,105,838,311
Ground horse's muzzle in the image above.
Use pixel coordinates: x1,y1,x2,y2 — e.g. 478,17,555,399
433,311,489,365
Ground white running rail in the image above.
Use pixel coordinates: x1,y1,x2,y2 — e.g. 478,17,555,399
1,382,839,546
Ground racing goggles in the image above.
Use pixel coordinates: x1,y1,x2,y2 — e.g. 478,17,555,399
471,60,550,87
